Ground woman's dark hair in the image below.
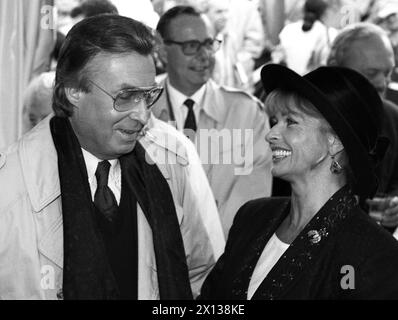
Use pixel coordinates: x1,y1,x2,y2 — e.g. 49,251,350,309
53,14,155,117
302,0,328,32
156,5,201,39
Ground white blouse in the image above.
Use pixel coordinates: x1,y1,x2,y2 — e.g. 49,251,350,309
247,233,290,299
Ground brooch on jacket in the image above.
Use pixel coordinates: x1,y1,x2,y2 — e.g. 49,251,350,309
307,228,328,244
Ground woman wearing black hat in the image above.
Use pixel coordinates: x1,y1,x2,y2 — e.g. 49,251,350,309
200,64,398,299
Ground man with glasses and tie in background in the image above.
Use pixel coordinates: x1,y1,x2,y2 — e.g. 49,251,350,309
153,6,272,237
0,14,224,300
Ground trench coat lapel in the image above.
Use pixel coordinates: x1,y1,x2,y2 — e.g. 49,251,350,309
252,186,357,300
196,84,222,178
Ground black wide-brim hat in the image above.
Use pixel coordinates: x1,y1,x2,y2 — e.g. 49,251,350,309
261,64,389,199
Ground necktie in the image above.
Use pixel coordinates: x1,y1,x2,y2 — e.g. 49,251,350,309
94,160,118,222
183,99,197,132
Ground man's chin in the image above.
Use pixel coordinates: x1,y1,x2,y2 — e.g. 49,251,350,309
113,140,138,157
123,140,138,153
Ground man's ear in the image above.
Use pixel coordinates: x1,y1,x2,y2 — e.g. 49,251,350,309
328,133,344,156
155,33,168,66
65,87,83,107
157,44,169,66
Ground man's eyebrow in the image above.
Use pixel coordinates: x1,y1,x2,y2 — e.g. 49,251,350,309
116,83,157,91
118,83,136,90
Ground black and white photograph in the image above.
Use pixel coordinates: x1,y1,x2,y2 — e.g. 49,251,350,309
0,0,398,308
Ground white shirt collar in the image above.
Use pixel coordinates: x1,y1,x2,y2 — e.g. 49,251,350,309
81,148,121,203
81,148,117,179
166,80,208,130
166,79,207,110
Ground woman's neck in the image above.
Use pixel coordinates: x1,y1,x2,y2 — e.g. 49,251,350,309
277,174,346,243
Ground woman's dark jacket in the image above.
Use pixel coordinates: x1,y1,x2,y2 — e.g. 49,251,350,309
200,187,398,299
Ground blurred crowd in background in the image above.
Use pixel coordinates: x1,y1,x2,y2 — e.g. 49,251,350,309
2,0,398,147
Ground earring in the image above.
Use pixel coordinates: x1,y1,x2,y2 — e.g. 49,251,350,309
330,155,343,174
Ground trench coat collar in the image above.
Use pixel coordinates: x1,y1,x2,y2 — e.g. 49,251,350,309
200,79,226,124
19,115,61,213
140,115,190,167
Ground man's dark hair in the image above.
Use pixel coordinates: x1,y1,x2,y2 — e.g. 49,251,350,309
70,0,118,19
53,14,155,117
156,5,201,39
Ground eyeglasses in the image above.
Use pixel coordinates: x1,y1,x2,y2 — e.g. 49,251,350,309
88,80,163,112
164,38,222,56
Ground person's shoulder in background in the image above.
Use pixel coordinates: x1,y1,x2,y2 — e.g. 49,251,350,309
23,71,55,132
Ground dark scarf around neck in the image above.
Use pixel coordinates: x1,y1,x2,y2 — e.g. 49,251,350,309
50,116,193,300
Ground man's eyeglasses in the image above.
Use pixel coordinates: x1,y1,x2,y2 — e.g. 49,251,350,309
163,38,222,56
89,80,163,112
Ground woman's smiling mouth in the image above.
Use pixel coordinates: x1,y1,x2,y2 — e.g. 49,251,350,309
271,148,292,161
